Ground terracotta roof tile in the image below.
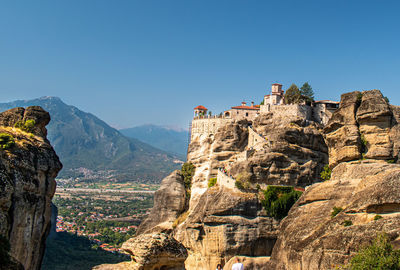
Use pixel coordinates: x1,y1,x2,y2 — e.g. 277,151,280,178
194,105,208,110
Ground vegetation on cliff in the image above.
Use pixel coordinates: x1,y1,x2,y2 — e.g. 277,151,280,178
261,186,302,219
320,164,332,180
343,232,400,270
181,162,195,199
0,133,15,149
14,119,35,133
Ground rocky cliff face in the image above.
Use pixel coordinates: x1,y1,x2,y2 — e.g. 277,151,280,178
98,108,329,270
230,114,328,187
136,170,186,235
267,90,400,269
187,120,249,209
324,90,398,167
0,107,62,270
173,187,278,269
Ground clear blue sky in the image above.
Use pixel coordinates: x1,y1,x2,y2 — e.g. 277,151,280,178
1,0,399,129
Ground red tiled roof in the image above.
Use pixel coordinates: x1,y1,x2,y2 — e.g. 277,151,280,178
194,105,208,110
272,83,282,86
231,105,260,110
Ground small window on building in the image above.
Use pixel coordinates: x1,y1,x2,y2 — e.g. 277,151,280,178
246,113,249,116
237,111,239,114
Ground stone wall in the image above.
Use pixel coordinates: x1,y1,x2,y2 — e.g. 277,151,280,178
229,108,259,121
248,127,266,149
270,104,312,120
217,169,237,190
190,118,232,141
313,104,335,125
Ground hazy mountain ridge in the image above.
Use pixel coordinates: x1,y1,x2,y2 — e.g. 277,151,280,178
0,96,182,183
120,124,188,158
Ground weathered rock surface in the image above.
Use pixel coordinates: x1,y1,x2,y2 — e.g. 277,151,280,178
0,106,62,270
187,120,249,209
323,91,362,167
174,187,278,269
93,233,187,270
268,161,400,270
324,90,398,167
230,114,328,187
136,170,186,235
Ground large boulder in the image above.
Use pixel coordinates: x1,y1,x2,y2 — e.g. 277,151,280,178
93,233,187,270
136,170,186,235
0,106,62,270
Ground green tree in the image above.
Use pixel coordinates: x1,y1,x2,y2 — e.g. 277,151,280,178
181,162,195,198
344,232,400,269
320,165,332,180
284,84,301,104
300,82,314,103
261,186,302,219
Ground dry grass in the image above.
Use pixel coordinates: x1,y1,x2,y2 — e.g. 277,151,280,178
172,211,189,228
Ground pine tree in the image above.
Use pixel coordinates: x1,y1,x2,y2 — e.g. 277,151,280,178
284,84,301,104
300,82,314,103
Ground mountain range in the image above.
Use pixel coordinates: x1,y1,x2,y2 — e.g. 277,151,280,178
0,96,183,183
120,125,188,159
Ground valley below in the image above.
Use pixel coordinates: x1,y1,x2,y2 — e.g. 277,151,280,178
42,183,157,270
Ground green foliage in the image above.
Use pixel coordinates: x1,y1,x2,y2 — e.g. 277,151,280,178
356,92,363,106
384,96,390,103
344,232,400,270
172,211,189,228
260,100,264,105
360,134,368,154
387,159,395,164
374,215,383,221
284,84,301,104
331,206,343,218
300,82,314,103
14,119,36,133
208,177,217,188
261,186,302,219
181,162,195,191
320,165,332,180
0,235,11,266
41,232,129,270
235,180,244,190
0,133,15,150
343,220,353,227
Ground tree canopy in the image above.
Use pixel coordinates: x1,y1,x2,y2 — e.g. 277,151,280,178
284,84,301,104
300,82,314,103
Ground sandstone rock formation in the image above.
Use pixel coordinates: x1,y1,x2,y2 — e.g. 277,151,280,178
94,233,187,270
324,90,397,167
230,114,328,187
174,187,278,269
100,104,331,269
267,90,400,269
187,120,249,209
136,170,186,235
268,161,400,270
0,106,62,270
